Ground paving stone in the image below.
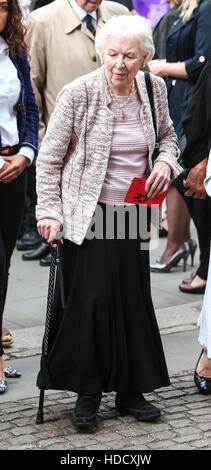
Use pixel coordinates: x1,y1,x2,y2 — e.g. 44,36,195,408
10,425,38,436
188,407,211,416
190,438,211,448
175,434,202,444
157,390,187,399
0,422,13,431
197,422,211,432
1,405,33,414
176,426,201,436
148,440,177,450
5,434,38,446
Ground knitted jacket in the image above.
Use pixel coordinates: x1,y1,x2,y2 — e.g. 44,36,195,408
36,66,181,244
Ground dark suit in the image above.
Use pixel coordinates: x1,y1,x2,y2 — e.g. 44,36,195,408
166,0,211,136
182,57,211,169
153,6,181,60
178,58,211,281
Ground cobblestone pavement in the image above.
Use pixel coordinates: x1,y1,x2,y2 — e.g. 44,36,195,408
1,370,211,451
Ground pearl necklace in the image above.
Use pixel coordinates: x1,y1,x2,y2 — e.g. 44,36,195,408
107,81,135,120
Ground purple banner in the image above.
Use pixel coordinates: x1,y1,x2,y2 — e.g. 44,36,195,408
133,0,170,26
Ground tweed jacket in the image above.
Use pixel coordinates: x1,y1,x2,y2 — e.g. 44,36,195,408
25,0,129,144
36,66,181,245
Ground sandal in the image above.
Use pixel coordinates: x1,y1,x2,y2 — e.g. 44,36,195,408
2,327,13,347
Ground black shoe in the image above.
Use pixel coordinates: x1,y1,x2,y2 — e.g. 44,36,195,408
159,227,168,238
22,242,51,261
115,391,161,422
194,350,211,395
16,232,42,251
72,393,102,428
39,252,52,266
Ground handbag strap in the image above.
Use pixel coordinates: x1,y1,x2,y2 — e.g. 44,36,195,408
144,72,159,162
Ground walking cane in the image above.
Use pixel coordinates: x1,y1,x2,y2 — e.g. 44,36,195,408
36,231,63,425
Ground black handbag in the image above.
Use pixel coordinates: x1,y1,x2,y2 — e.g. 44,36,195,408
174,131,190,195
144,72,160,163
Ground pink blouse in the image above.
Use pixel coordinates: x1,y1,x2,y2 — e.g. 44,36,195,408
99,90,148,205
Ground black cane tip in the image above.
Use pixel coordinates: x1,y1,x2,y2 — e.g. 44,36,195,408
36,411,44,424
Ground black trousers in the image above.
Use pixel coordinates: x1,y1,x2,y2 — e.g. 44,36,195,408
0,172,26,356
185,197,211,280
18,165,37,237
181,192,211,280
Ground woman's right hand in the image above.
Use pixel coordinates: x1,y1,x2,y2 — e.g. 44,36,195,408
37,218,62,244
0,161,13,183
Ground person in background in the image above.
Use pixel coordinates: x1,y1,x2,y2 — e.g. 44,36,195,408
173,56,211,392
16,0,42,256
176,56,211,294
152,0,182,237
149,0,211,283
195,150,211,394
20,0,130,267
0,0,39,392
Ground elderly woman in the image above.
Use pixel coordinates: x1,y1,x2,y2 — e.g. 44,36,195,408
36,15,181,428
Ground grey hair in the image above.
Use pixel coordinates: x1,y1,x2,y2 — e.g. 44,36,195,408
95,15,155,63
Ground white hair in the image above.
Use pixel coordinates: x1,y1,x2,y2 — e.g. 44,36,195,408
95,15,155,63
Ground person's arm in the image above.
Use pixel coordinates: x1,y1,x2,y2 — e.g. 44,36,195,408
36,85,74,227
18,51,39,155
25,13,46,144
148,60,188,79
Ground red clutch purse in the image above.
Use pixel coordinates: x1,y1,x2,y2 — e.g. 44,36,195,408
124,178,169,208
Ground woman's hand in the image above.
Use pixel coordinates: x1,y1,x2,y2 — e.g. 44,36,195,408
0,161,12,183
148,60,188,79
0,154,29,183
183,158,208,199
37,218,62,244
148,59,167,77
145,161,171,199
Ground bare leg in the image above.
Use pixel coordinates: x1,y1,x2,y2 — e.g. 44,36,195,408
160,187,191,264
196,348,211,377
0,356,7,381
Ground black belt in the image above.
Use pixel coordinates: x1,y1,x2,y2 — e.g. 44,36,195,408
1,145,18,156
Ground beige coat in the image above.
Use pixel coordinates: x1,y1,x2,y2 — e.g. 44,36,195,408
25,0,129,143
36,66,181,245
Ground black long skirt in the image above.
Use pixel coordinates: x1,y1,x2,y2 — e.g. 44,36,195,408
37,204,170,394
